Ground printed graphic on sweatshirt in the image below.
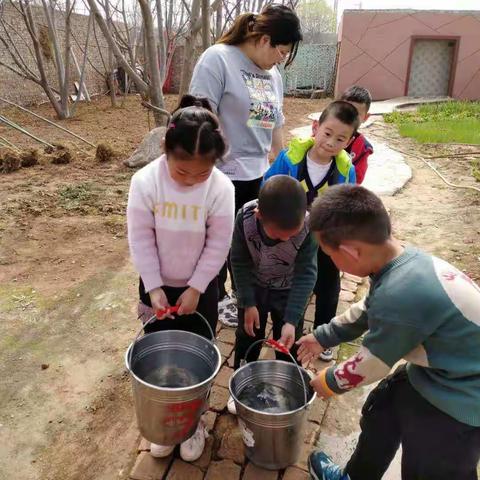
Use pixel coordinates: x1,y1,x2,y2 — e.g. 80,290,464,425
433,256,480,326
241,70,279,130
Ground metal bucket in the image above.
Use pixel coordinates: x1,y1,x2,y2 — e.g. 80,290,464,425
229,339,316,470
125,308,221,445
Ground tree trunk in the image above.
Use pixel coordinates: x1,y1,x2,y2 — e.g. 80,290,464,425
40,0,65,93
201,0,210,50
85,0,149,95
137,0,167,127
156,0,167,82
104,0,117,107
215,1,222,40
179,0,201,97
61,0,72,118
23,1,66,119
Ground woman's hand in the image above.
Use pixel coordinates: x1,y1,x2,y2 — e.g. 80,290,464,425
176,287,201,315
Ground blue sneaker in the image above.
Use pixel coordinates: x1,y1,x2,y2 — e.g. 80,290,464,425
308,451,350,480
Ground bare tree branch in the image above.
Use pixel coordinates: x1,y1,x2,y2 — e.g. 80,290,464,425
85,0,148,93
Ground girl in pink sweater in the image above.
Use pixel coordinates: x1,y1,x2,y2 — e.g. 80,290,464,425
127,96,234,461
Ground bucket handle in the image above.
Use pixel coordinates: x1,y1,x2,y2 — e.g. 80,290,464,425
127,307,216,371
241,338,309,410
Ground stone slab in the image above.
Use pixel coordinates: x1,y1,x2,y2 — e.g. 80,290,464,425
129,452,172,480
307,397,329,424
217,328,236,345
205,460,241,480
283,466,310,480
192,436,214,471
166,459,204,480
315,385,401,479
217,419,245,465
209,385,229,412
343,273,364,284
339,290,355,302
215,366,234,390
137,438,150,452
307,96,450,120
243,462,279,480
217,341,234,361
282,467,311,480
362,140,412,197
340,279,358,292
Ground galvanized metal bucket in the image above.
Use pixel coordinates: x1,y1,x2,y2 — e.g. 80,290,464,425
229,339,316,470
125,308,221,445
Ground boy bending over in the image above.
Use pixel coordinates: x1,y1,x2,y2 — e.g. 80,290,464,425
227,176,317,413
299,184,480,480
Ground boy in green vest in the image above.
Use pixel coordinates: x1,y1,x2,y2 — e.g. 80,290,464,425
298,184,480,480
227,176,317,414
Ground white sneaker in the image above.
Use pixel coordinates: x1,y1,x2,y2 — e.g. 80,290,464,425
180,420,208,462
320,348,333,362
227,395,237,415
150,443,174,458
218,294,238,327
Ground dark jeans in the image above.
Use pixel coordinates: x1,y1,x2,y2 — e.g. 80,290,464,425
313,246,340,329
233,286,304,369
218,177,263,299
345,365,480,480
138,277,218,340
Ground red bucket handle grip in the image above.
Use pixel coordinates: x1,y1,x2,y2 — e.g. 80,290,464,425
155,305,180,317
265,338,289,355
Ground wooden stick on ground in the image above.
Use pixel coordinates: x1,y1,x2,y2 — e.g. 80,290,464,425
0,97,96,148
0,135,20,151
0,115,54,149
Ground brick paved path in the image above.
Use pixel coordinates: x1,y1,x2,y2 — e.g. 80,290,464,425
129,274,365,480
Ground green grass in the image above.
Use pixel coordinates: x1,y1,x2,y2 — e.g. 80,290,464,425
384,101,480,144
397,119,480,144
472,158,480,182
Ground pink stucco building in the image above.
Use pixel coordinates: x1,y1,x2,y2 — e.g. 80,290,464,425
335,10,480,100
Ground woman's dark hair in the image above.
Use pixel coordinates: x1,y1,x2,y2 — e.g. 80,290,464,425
217,4,302,67
165,95,227,163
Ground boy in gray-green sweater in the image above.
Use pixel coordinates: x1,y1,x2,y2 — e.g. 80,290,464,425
297,184,480,480
231,175,317,371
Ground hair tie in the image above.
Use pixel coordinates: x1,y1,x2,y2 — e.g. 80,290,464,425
169,123,176,129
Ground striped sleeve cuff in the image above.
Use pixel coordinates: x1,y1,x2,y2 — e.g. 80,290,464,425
317,368,338,398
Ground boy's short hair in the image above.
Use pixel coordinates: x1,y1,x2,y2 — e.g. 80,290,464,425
318,101,360,134
258,176,307,230
310,184,391,248
340,85,372,111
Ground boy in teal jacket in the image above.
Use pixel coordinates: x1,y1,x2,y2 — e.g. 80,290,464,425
264,101,359,360
299,185,480,480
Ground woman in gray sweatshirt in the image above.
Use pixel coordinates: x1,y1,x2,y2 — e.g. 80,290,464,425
189,4,303,327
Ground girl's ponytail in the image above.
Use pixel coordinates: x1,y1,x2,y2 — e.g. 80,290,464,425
165,95,227,163
175,94,213,113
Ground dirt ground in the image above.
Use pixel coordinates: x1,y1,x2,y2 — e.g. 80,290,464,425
0,94,479,480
